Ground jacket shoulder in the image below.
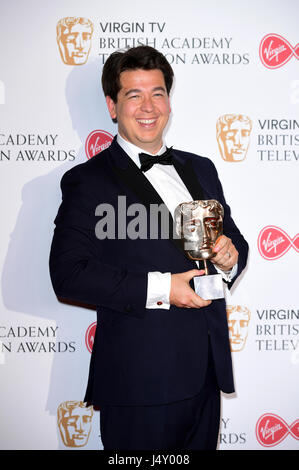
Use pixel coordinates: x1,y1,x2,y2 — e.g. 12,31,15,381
60,148,111,187
173,148,218,173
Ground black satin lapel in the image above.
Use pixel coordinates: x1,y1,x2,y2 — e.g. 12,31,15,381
172,153,205,269
172,155,204,201
106,140,160,208
110,155,166,208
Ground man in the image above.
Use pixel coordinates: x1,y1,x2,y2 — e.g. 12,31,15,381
50,46,248,450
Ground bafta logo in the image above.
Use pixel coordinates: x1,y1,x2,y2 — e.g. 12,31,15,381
57,401,93,447
226,305,251,352
216,114,252,162
56,17,94,65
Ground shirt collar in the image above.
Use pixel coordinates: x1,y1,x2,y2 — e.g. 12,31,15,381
117,134,167,169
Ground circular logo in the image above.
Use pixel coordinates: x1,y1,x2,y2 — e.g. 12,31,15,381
257,225,299,260
85,322,97,353
259,34,299,69
85,130,113,159
256,413,299,447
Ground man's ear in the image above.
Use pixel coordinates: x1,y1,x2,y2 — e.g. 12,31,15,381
106,96,117,120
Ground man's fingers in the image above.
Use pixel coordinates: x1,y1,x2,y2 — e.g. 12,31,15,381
170,270,212,309
213,235,230,255
184,269,205,280
180,291,212,309
184,270,212,307
191,295,212,308
213,235,227,252
212,235,238,270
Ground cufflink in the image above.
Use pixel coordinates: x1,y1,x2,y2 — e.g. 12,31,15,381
157,301,163,306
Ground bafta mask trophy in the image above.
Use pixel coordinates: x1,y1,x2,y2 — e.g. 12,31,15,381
174,200,224,300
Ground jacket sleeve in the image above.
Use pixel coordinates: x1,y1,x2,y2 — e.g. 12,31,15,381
208,159,249,289
49,166,148,318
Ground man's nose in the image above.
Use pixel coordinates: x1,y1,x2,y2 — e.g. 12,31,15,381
140,96,154,112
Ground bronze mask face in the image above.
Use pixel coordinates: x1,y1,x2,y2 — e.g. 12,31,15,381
175,200,224,261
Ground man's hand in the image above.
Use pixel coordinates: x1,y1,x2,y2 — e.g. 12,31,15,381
170,269,212,308
210,235,238,271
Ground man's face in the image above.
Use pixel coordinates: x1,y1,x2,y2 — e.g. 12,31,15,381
59,23,92,65
106,69,171,154
220,120,251,161
227,306,250,352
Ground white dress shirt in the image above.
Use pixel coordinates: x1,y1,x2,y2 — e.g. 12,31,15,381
116,134,237,309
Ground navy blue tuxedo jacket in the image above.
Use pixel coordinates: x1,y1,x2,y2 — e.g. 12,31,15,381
49,137,248,406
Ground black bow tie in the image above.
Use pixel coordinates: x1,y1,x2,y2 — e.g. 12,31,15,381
139,147,173,172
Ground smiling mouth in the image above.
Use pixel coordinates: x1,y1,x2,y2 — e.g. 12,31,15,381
136,118,157,126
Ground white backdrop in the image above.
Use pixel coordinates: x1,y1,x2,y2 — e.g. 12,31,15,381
0,0,298,450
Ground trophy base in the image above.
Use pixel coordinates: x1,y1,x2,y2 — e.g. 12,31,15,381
193,273,224,300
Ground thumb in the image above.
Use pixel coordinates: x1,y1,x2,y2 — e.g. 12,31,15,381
185,269,205,281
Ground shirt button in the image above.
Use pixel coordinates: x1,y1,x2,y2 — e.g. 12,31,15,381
157,301,163,306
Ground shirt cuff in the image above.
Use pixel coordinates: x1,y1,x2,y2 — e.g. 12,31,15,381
215,263,238,282
146,272,171,310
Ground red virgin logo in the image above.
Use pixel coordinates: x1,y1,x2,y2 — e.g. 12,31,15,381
258,226,299,260
256,413,299,447
259,34,299,69
85,130,113,159
85,322,97,353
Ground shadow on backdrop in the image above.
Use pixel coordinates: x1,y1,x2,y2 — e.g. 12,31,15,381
1,56,115,449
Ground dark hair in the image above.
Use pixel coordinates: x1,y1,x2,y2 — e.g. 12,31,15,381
101,45,174,103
